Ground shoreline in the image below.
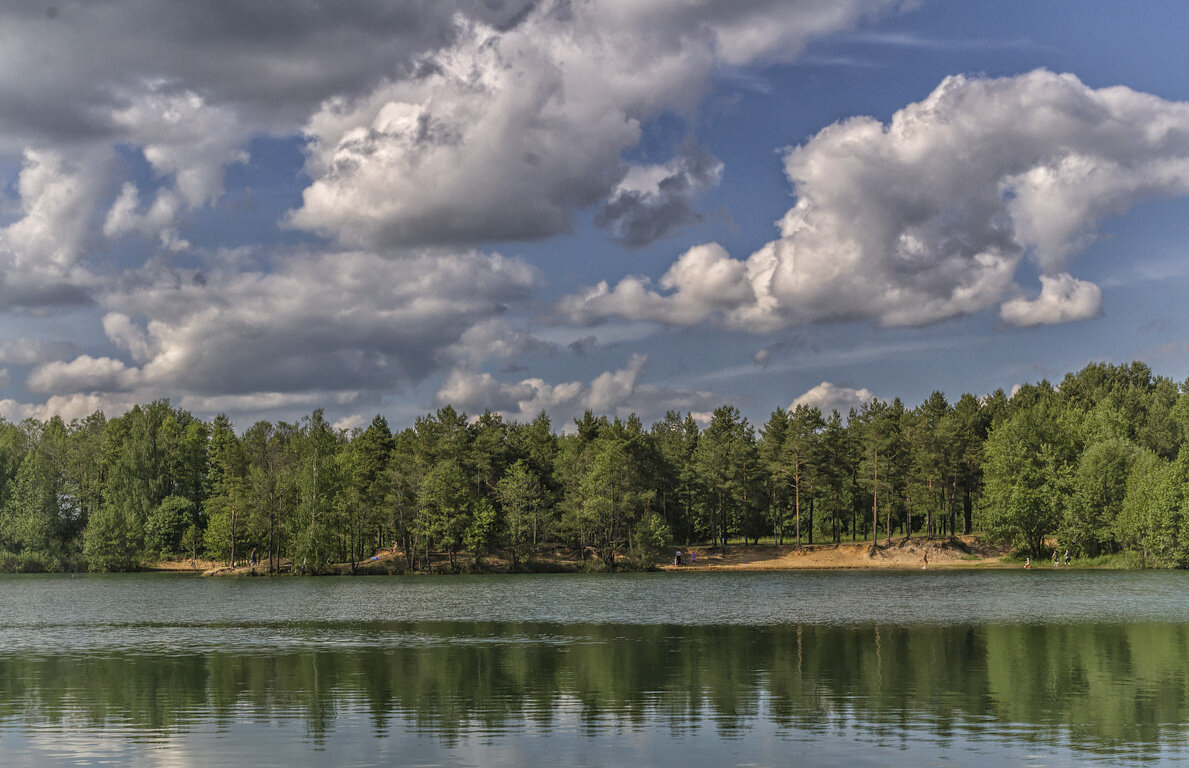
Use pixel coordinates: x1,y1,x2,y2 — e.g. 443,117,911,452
150,536,1039,576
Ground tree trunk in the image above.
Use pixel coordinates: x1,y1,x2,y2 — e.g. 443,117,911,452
886,496,892,545
794,470,801,547
905,483,912,539
924,479,931,537
950,480,957,537
807,495,813,546
872,444,879,545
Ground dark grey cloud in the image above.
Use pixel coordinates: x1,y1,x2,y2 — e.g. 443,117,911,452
0,0,536,145
595,143,723,248
568,335,598,356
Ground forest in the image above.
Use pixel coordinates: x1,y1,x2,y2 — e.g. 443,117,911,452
1,361,1187,573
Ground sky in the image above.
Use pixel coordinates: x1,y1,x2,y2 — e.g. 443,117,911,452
2,0,1189,431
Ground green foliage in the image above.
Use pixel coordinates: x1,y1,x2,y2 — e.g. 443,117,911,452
1118,450,1187,567
977,404,1076,557
631,511,671,563
419,459,473,569
181,524,204,562
83,502,143,572
693,406,759,548
1063,438,1138,556
464,497,499,566
496,459,546,568
0,359,1186,572
145,496,198,557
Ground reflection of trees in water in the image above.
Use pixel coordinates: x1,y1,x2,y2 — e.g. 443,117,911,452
0,623,1186,755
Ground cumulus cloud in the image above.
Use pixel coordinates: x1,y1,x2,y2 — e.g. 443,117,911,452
560,242,754,325
25,250,537,417
26,355,139,395
0,150,101,308
437,353,720,424
287,0,906,247
0,1,543,283
564,70,1189,330
0,0,906,303
999,272,1103,326
102,86,260,250
0,0,925,424
112,88,248,204
791,381,875,415
103,184,190,252
442,318,556,370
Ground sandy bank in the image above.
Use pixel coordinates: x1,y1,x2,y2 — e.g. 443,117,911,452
156,535,1015,576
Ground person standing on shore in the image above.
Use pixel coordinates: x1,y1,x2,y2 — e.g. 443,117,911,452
1025,557,1031,569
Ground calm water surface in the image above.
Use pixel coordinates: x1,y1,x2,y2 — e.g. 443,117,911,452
1,570,1187,766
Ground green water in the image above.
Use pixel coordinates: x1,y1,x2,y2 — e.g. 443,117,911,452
1,571,1187,766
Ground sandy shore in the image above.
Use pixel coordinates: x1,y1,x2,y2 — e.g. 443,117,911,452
152,535,1011,576
662,536,1010,571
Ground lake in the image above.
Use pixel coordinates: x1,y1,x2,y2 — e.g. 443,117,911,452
1,570,1187,766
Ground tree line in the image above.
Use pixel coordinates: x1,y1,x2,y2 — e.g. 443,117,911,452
1,361,1187,573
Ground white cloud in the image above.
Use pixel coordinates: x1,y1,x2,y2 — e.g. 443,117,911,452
103,184,190,252
442,318,556,369
332,413,368,432
287,0,905,248
0,150,101,307
3,150,96,269
791,381,875,415
45,250,540,408
559,242,754,326
111,86,249,208
26,355,139,395
0,392,142,423
6,249,537,422
999,272,1103,326
101,86,256,250
0,2,546,284
101,312,154,363
563,70,1189,330
437,353,721,424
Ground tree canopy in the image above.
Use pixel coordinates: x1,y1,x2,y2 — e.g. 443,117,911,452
3,361,1189,572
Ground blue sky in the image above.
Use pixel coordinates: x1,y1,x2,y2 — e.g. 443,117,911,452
1,0,1189,430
